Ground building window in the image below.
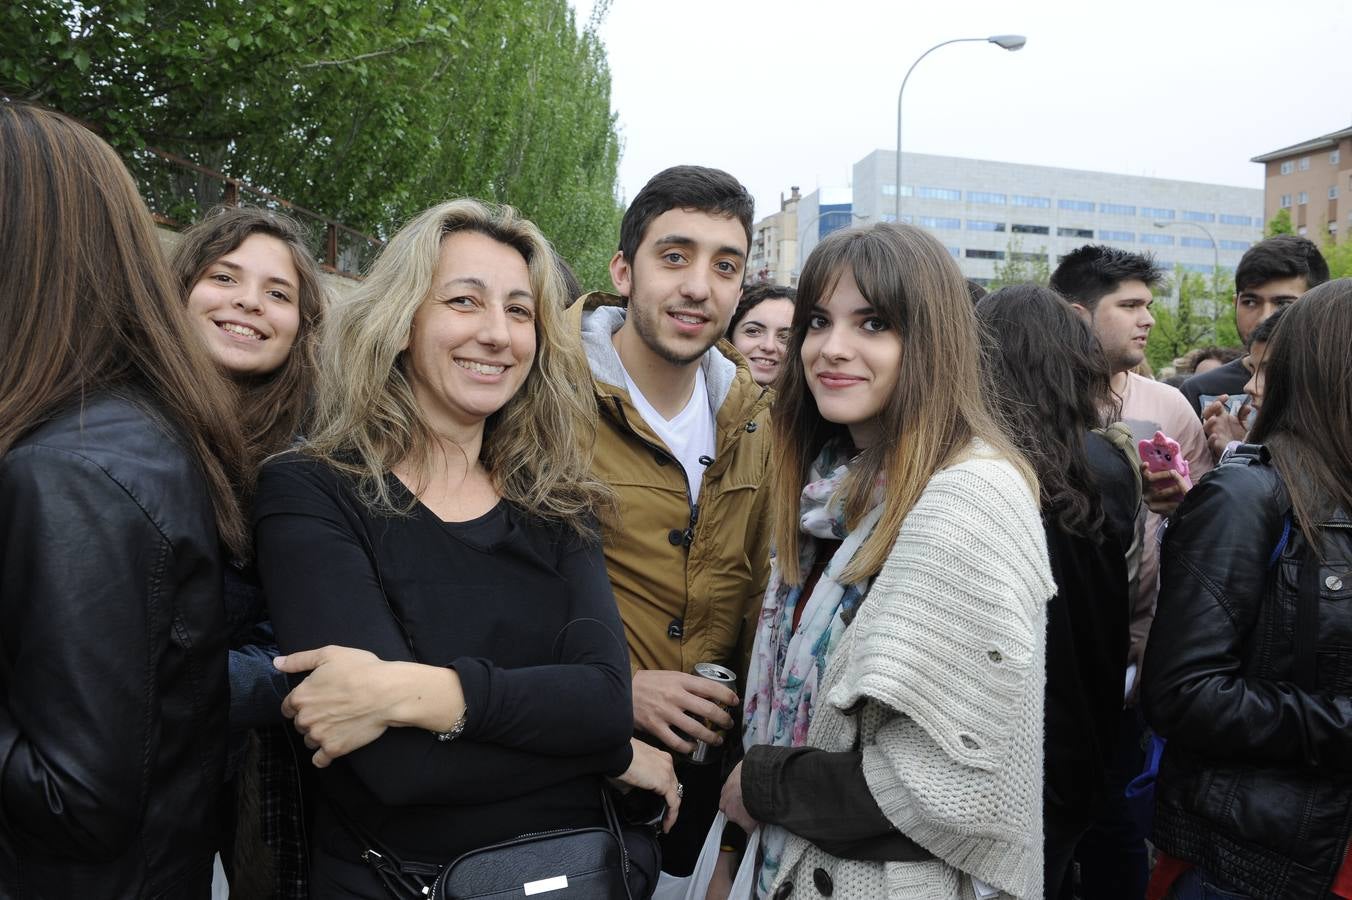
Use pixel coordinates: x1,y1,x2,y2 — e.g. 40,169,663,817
1280,194,1292,208
966,219,1006,232
1280,161,1294,175
947,246,961,258
1099,203,1136,216
966,249,1005,260
1139,233,1173,246
1218,214,1252,226
916,186,961,201
1011,223,1050,235
1181,237,1213,248
1182,211,1215,223
880,213,897,223
918,216,960,229
1058,199,1094,212
1299,157,1310,171
1012,195,1050,208
1331,186,1340,200
1332,150,1341,165
1219,240,1251,251
968,191,1006,205
882,184,896,196
1140,206,1174,219
1100,230,1134,242
1057,226,1093,239
1298,191,1309,205
1010,251,1046,263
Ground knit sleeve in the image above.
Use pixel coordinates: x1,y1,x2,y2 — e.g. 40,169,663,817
826,453,1054,899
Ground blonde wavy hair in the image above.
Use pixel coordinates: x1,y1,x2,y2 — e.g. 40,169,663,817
302,199,612,535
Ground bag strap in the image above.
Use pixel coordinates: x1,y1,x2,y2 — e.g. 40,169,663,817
1224,445,1318,690
1293,542,1322,691
328,800,437,899
1094,422,1143,507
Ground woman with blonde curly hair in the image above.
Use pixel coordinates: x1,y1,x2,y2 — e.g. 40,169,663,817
253,199,676,898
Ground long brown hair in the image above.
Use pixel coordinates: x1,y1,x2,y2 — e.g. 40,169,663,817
170,206,327,473
771,223,1035,585
303,199,613,535
0,104,246,556
976,284,1118,538
1248,278,1352,555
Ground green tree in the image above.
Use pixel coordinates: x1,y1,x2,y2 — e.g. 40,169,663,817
1146,264,1238,372
1266,208,1293,236
1,0,624,288
987,236,1051,291
1324,235,1352,279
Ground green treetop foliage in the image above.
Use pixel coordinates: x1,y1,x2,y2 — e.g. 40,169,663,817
1265,208,1293,236
1145,264,1239,373
1,0,624,289
987,237,1051,291
1323,234,1352,279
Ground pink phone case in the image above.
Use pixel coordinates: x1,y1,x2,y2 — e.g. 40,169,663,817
1138,430,1192,485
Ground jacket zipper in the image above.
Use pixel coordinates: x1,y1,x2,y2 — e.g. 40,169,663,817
608,396,699,547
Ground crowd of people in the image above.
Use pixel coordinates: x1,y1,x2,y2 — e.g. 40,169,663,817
1,102,1349,900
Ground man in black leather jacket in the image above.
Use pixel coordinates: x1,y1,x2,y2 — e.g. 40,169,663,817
1143,446,1352,899
0,392,227,898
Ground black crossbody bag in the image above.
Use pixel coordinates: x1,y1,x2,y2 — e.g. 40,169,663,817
333,525,659,899
336,784,650,900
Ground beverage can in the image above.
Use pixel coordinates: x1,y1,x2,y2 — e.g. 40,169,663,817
688,663,737,764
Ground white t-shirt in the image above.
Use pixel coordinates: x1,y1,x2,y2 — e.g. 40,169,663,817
621,365,716,505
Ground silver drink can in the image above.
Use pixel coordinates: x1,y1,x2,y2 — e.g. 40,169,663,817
688,662,737,764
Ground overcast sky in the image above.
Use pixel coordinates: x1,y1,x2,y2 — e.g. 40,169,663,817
575,0,1352,220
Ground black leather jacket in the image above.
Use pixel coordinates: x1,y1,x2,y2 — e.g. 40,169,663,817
1143,447,1352,900
0,392,227,898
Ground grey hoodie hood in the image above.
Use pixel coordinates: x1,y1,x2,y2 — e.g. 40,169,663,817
580,303,739,412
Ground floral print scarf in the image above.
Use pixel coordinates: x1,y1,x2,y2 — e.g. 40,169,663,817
743,440,884,896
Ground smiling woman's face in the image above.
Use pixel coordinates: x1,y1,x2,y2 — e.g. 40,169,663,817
403,230,537,439
730,297,795,386
186,233,301,379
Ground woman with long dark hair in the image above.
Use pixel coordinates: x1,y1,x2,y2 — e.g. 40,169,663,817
719,224,1054,899
1143,279,1352,899
169,206,327,898
976,285,1141,899
0,104,245,897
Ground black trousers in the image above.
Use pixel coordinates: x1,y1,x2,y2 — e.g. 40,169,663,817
657,754,727,877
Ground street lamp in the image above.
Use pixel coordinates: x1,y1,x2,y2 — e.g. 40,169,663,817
796,210,871,250
1153,220,1218,277
896,35,1026,219
1155,220,1221,334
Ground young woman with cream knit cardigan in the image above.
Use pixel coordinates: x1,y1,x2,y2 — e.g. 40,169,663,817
717,223,1055,900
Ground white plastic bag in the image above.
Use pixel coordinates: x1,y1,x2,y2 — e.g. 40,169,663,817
670,812,759,900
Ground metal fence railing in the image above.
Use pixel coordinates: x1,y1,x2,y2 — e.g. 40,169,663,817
128,146,384,280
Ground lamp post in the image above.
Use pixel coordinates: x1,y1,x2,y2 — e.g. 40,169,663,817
1153,220,1219,277
1154,220,1221,335
796,210,870,251
896,35,1025,219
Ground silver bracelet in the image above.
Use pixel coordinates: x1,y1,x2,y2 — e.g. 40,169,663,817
433,708,467,742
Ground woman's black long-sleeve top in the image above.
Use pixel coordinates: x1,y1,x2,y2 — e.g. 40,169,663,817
253,453,634,884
